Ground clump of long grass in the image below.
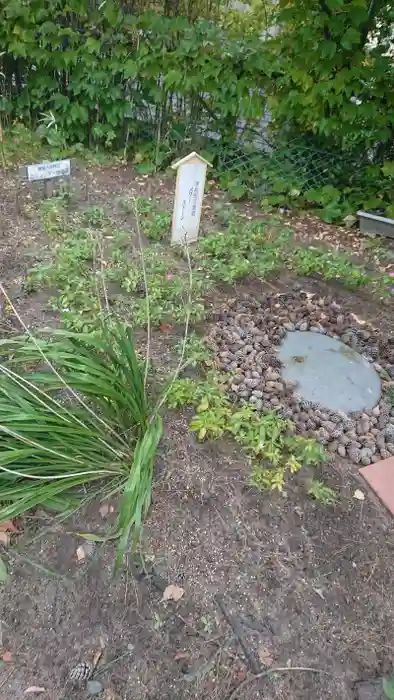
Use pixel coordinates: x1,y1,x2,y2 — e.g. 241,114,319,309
0,320,162,564
0,202,192,565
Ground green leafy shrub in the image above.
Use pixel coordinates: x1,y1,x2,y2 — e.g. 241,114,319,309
0,5,268,152
166,375,325,491
111,246,208,327
198,218,292,282
290,247,371,289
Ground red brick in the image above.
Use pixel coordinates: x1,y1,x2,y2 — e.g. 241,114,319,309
359,457,394,516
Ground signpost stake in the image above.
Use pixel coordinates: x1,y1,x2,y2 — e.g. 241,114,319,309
171,152,211,245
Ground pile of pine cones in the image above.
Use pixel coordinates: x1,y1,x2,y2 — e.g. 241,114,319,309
208,286,394,466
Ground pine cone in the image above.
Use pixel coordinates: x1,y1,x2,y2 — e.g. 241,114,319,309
299,398,314,410
368,346,379,360
306,418,316,431
69,661,93,683
280,407,294,420
277,294,288,308
269,357,282,369
329,413,343,424
331,427,344,439
385,425,394,442
317,427,330,444
347,447,361,464
344,419,355,431
380,402,391,418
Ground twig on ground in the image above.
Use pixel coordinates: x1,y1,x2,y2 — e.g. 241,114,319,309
0,668,15,692
225,666,332,700
214,595,261,675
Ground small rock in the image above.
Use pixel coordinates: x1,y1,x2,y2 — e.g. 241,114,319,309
327,441,338,453
252,390,263,399
283,322,295,332
337,445,346,457
270,396,280,406
87,680,104,696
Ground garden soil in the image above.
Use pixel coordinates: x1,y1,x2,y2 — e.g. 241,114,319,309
0,165,393,700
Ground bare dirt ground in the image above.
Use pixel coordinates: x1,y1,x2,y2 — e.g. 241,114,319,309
0,164,393,700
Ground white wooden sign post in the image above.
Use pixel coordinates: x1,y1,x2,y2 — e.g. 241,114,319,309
171,151,211,245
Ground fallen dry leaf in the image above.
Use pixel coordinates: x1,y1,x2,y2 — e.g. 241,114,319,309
0,520,19,533
161,584,184,602
354,489,365,501
24,687,46,695
174,651,189,661
92,648,103,671
236,668,246,682
0,532,10,547
159,323,171,333
2,651,12,663
258,644,274,667
99,503,114,518
76,545,86,563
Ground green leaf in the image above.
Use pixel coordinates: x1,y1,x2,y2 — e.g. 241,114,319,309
383,678,394,700
382,161,394,178
0,556,8,584
341,27,361,50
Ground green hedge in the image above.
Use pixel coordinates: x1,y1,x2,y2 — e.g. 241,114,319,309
0,0,268,155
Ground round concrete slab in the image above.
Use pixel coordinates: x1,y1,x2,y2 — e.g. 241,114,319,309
278,331,381,413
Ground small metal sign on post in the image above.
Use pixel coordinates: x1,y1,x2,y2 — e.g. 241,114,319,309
171,151,211,245
19,158,74,199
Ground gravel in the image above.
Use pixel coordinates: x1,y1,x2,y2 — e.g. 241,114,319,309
209,287,394,465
